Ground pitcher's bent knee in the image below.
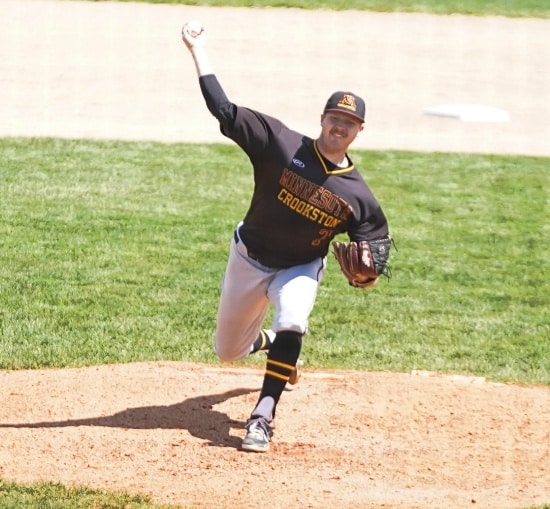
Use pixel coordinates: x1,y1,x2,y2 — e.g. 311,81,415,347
214,340,248,363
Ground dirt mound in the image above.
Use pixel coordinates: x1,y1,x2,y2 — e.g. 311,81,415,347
1,362,548,508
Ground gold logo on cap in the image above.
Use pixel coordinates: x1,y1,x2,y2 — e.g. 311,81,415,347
337,94,357,112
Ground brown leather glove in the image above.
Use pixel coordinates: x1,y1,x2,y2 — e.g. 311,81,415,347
332,236,392,288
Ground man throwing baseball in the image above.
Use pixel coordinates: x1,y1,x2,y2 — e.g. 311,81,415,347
182,21,392,452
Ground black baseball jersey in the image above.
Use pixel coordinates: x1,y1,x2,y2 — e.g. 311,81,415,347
199,75,389,268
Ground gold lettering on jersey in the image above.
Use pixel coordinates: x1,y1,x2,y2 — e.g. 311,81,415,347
279,168,351,221
278,189,341,228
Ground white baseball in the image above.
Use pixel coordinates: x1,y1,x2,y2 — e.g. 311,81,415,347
186,20,203,37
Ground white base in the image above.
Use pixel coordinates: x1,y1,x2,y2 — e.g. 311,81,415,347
424,104,510,122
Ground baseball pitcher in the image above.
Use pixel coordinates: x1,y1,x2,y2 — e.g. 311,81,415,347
182,20,392,452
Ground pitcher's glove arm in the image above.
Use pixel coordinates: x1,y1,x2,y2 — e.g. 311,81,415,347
332,235,392,289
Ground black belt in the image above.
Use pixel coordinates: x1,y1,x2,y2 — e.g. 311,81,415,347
234,229,263,264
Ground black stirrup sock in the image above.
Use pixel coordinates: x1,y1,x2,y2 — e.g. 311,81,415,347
252,330,302,418
250,329,272,354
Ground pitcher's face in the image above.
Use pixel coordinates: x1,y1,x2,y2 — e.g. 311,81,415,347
319,112,364,152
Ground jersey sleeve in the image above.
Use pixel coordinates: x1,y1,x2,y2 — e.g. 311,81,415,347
346,181,390,241
221,108,286,159
197,75,285,159
349,204,389,240
199,74,236,130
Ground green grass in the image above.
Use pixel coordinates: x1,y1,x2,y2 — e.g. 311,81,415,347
1,138,548,385
101,0,550,18
0,480,178,509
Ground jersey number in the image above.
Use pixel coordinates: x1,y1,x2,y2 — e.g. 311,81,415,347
311,229,331,246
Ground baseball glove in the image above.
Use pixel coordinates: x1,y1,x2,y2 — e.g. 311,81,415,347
332,236,392,289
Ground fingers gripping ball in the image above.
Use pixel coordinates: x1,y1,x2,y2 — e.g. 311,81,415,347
186,20,204,37
332,236,392,289
182,20,206,48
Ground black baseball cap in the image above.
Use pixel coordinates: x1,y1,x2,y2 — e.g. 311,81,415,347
323,91,365,123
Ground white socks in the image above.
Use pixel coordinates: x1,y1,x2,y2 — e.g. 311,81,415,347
252,396,275,421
